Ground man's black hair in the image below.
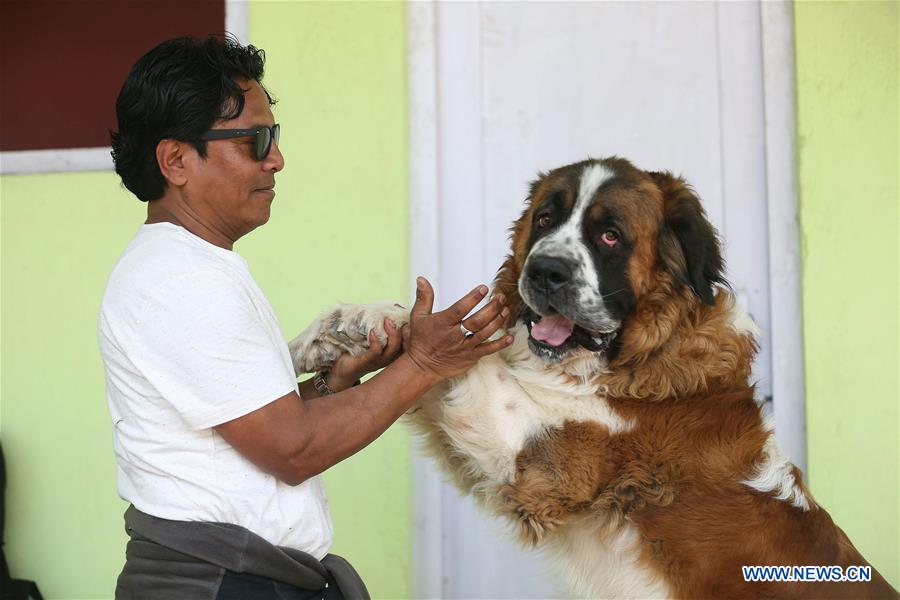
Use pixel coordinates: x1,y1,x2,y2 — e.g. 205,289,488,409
110,35,275,202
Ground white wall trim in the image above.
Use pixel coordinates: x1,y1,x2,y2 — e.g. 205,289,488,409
408,3,490,596
714,0,773,403
434,1,486,307
430,5,487,596
0,147,114,175
225,0,249,44
407,2,444,598
760,0,807,473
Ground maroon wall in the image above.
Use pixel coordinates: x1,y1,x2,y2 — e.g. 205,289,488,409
0,1,224,151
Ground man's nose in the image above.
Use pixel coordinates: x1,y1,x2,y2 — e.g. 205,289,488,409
264,140,285,172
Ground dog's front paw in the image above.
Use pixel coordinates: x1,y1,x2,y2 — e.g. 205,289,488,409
288,302,410,374
501,482,566,546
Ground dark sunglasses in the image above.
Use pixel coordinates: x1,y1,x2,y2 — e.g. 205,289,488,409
200,123,280,161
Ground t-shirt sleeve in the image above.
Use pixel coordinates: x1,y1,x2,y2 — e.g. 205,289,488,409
122,269,297,430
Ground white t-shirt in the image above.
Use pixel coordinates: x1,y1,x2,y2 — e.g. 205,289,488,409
98,222,333,558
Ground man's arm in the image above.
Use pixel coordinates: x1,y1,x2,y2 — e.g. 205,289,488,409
297,377,322,402
216,353,440,485
215,278,513,486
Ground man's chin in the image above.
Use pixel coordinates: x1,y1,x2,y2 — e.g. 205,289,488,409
254,199,273,222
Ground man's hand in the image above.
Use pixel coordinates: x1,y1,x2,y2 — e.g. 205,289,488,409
326,319,404,391
217,279,514,486
404,277,514,381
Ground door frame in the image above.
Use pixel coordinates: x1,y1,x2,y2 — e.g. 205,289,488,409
407,2,804,596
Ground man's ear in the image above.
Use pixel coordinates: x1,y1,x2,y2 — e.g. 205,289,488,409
155,139,189,187
650,171,725,305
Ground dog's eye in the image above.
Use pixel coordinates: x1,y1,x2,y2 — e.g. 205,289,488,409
536,213,552,229
600,230,619,247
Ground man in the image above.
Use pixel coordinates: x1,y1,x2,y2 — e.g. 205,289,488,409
100,35,512,599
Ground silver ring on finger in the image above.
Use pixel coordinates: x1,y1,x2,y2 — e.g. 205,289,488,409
460,323,475,339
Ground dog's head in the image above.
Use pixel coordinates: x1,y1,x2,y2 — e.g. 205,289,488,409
495,157,726,368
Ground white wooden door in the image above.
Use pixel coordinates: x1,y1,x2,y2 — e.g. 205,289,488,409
408,2,801,597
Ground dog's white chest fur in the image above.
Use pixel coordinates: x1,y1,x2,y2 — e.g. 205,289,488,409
425,328,632,489
550,523,670,599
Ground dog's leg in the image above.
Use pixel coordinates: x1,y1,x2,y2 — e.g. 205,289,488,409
404,379,494,495
287,302,410,375
405,352,550,511
501,420,620,545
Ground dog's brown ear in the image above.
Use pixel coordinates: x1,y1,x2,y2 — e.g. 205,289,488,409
494,254,522,327
493,189,539,326
650,171,725,305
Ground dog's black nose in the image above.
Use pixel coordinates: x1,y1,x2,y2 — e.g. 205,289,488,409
527,257,571,293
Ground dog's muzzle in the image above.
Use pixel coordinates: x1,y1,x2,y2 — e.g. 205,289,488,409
522,255,573,314
519,255,618,361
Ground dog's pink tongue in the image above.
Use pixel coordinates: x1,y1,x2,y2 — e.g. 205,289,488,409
531,314,575,346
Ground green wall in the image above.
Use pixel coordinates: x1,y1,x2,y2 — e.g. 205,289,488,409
247,2,412,597
0,2,411,598
795,0,899,587
1,173,143,598
6,1,898,597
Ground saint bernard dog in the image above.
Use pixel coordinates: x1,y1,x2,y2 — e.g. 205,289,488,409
289,157,898,599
